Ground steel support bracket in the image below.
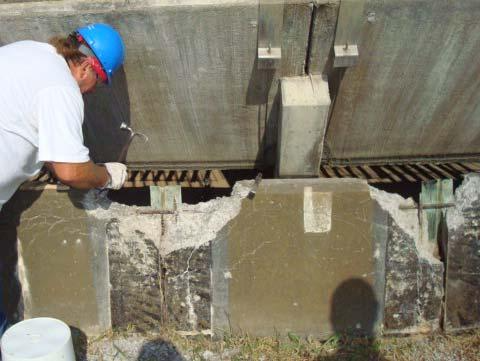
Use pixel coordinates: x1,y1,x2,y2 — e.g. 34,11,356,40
257,0,284,69
334,0,365,68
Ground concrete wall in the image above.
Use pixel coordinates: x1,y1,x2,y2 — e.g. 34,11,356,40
316,0,480,163
0,0,311,169
6,176,480,337
3,0,480,168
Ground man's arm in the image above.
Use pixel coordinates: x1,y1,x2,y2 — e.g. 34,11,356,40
45,161,109,189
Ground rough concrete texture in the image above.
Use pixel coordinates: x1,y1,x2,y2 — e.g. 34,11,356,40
84,183,251,333
106,218,163,332
213,179,384,338
162,244,212,331
317,0,480,162
445,174,480,332
7,176,472,338
0,0,311,169
370,188,444,334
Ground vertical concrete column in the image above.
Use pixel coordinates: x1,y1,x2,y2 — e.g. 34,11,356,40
277,75,331,177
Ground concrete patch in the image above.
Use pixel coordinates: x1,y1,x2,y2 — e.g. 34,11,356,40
303,188,332,233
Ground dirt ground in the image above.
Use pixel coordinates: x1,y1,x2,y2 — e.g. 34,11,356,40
75,327,480,361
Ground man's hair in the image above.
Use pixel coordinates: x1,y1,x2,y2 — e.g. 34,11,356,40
48,34,86,64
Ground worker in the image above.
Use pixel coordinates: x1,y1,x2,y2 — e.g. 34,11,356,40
0,23,128,212
0,23,128,334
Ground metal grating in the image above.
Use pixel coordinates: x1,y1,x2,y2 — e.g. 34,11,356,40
319,162,480,183
21,169,230,190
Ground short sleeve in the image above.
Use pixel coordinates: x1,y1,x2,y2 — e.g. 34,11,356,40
36,86,90,163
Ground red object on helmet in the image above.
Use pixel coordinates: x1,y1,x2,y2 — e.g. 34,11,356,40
88,57,108,83
76,33,108,83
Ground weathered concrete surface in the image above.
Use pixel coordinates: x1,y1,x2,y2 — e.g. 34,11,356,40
371,188,444,334
162,244,211,331
445,174,480,332
84,185,248,333
277,75,331,177
6,190,111,335
314,0,480,163
106,217,162,331
12,176,480,337
0,0,311,169
213,179,384,338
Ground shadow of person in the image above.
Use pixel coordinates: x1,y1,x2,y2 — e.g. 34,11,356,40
137,338,186,361
70,326,88,361
83,66,131,164
317,278,386,361
0,189,44,325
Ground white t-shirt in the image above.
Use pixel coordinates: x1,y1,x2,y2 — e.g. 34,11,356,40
0,41,90,210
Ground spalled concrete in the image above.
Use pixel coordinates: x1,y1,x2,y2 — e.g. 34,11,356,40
445,174,480,332
82,183,250,333
7,175,480,337
370,188,443,334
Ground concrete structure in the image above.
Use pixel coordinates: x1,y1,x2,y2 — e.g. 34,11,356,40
1,0,480,341
212,179,385,337
1,0,479,171
318,0,480,164
1,190,110,335
445,174,480,332
5,176,478,337
277,75,331,177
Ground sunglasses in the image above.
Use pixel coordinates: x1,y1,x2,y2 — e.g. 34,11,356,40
76,34,108,83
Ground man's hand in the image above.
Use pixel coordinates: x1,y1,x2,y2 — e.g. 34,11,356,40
103,162,128,190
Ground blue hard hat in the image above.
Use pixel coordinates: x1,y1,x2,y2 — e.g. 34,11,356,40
76,23,125,84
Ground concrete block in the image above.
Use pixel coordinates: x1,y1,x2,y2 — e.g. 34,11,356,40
277,76,331,177
213,178,385,338
333,44,359,68
6,190,111,336
445,174,480,332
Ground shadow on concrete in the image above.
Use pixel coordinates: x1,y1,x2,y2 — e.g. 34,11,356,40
83,66,131,164
317,278,386,361
246,57,277,172
137,338,186,361
0,190,43,324
70,326,88,361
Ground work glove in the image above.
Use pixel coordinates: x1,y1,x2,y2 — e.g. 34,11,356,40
103,162,127,190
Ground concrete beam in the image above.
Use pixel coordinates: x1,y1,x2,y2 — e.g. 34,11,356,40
277,75,331,177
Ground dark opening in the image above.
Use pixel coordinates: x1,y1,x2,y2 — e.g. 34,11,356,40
107,168,271,206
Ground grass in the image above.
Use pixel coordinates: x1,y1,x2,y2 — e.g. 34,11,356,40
85,326,480,361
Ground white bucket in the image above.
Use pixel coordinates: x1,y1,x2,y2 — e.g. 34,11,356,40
0,317,76,361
